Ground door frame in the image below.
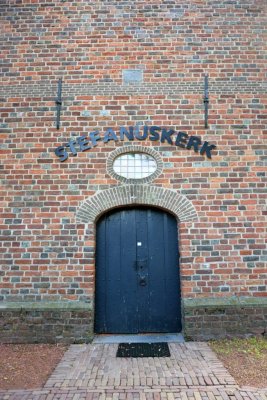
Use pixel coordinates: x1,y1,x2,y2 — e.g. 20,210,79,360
76,184,198,337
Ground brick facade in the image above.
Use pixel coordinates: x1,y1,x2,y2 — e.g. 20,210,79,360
0,0,266,342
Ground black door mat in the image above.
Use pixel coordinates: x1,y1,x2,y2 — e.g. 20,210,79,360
116,342,170,358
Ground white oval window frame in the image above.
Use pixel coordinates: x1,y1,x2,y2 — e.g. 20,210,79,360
107,145,163,184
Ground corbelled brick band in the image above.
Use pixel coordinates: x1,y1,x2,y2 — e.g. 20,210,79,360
76,185,198,223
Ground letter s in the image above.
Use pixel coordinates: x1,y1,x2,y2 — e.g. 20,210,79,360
55,146,68,162
149,126,161,141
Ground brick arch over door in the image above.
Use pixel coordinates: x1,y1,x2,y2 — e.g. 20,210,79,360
76,185,197,223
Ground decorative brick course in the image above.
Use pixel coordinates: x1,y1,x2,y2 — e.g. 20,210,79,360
77,185,197,223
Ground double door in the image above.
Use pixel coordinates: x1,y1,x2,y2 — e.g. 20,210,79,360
95,207,181,333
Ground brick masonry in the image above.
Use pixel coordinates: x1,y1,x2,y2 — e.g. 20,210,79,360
0,0,266,342
0,302,93,344
183,297,267,340
76,184,198,223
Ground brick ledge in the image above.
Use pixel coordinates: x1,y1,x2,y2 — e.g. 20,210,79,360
0,301,92,311
183,296,267,308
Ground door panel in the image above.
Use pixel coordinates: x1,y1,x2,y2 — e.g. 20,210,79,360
95,207,181,333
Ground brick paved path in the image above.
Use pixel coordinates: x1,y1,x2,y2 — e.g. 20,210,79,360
0,343,266,400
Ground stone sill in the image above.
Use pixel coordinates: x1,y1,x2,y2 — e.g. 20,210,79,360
0,301,92,311
183,296,267,308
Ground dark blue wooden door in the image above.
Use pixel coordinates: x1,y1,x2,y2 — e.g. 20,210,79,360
95,207,181,333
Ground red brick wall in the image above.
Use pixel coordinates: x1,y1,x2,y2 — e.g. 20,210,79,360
0,0,266,304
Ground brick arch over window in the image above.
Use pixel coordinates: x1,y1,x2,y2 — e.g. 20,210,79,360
76,185,197,223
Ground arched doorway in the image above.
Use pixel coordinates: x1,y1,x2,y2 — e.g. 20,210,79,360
94,207,182,334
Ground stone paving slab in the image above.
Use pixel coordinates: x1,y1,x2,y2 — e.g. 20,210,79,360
0,342,266,400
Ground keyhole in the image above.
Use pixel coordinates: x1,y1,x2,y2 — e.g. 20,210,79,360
140,278,146,286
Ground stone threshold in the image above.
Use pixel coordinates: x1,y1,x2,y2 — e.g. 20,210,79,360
93,333,185,344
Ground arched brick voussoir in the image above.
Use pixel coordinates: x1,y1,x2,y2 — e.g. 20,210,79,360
76,185,197,224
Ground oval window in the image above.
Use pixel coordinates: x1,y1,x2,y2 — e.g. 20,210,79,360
113,152,157,179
